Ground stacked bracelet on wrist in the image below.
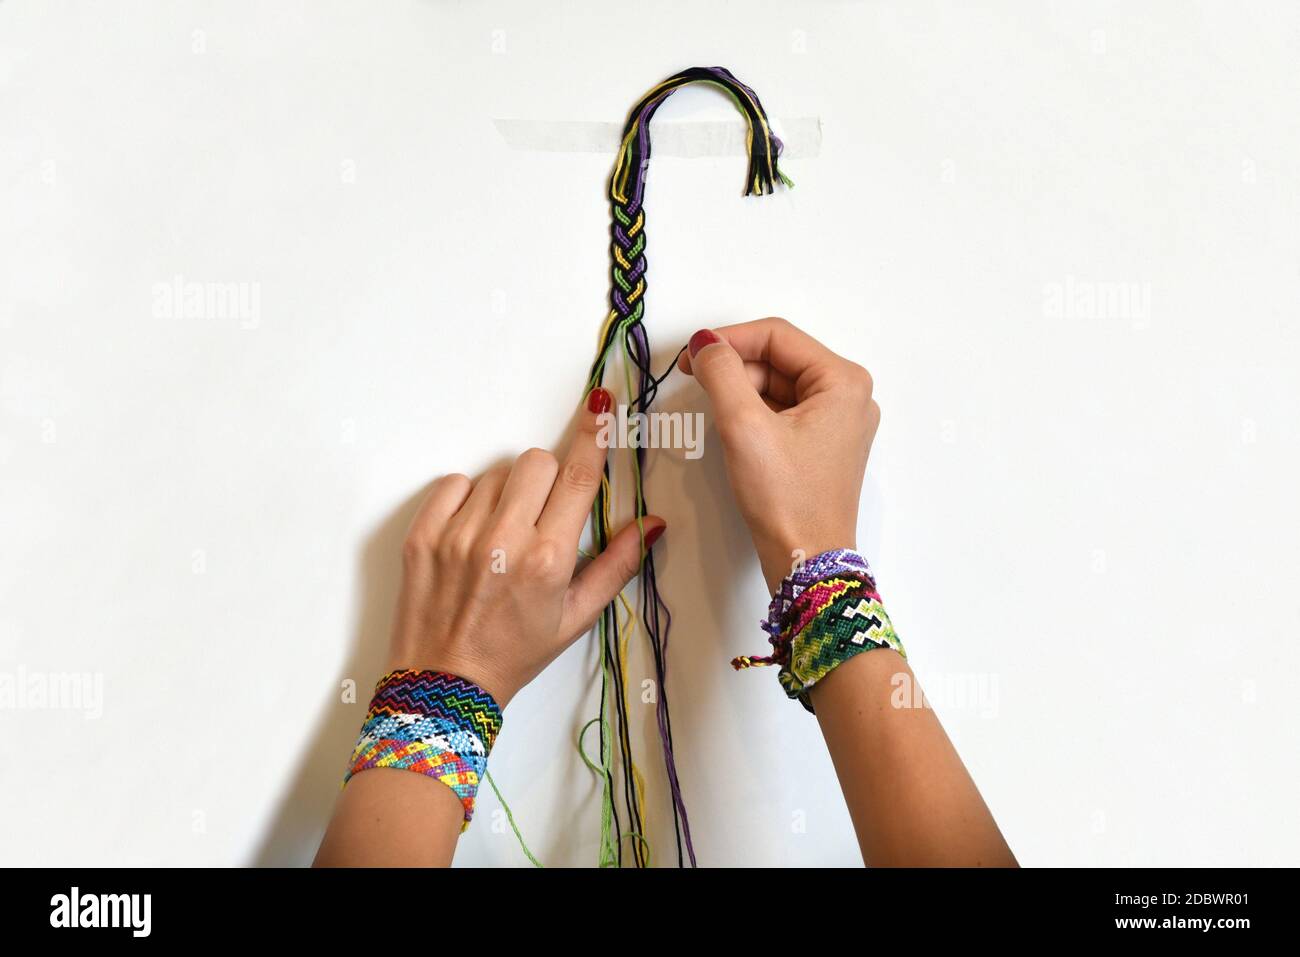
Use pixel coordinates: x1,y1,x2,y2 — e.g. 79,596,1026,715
732,548,904,712
343,669,503,830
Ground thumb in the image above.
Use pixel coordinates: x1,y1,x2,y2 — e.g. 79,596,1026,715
559,517,666,642
686,329,769,427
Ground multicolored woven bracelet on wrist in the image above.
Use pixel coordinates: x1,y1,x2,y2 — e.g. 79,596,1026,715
732,548,905,712
343,669,503,830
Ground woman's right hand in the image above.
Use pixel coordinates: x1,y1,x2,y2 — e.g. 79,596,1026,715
678,318,881,593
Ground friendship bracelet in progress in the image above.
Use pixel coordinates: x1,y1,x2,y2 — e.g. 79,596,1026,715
584,66,791,867
344,669,503,830
733,549,905,711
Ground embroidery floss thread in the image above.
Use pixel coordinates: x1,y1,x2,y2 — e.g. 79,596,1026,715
585,66,791,867
344,669,503,830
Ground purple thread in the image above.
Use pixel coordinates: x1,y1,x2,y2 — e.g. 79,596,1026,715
606,65,787,867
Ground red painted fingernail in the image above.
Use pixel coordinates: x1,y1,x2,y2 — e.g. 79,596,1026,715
643,523,666,548
688,329,721,358
586,387,613,414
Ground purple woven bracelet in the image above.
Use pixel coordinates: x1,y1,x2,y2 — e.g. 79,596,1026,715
762,548,876,638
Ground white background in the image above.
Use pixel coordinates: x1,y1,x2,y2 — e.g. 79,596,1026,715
2,1,1297,867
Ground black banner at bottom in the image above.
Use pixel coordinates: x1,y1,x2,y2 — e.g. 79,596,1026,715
0,866,1279,942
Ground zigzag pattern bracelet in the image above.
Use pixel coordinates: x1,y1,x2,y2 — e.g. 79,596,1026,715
344,669,503,830
733,549,905,712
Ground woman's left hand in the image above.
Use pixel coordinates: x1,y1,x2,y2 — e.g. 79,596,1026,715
385,387,664,708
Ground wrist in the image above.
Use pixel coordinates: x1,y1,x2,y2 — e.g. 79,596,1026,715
385,643,518,710
734,547,904,712
757,532,858,595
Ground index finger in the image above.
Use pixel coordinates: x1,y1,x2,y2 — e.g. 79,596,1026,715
537,387,614,540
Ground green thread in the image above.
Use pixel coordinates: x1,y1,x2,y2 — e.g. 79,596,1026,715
484,770,543,868
622,829,652,866
579,710,619,867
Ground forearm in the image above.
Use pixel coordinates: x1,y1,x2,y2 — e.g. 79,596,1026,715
314,768,463,867
812,650,1017,867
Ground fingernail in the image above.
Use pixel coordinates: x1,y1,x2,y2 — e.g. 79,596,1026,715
643,522,666,548
688,329,721,358
586,387,613,414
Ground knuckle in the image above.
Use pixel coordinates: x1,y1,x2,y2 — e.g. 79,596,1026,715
697,343,733,371
523,538,566,579
519,447,557,469
439,472,471,490
843,362,874,400
619,550,642,582
401,532,430,564
562,459,600,493
454,537,479,565
436,530,472,564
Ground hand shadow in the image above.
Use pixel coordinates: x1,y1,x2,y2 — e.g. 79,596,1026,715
246,441,546,866
247,484,427,866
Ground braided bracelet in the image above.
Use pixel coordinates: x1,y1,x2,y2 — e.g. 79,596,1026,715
732,548,904,711
343,669,503,830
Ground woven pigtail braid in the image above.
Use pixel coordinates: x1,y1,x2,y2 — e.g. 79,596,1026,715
584,67,791,868
610,201,647,330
